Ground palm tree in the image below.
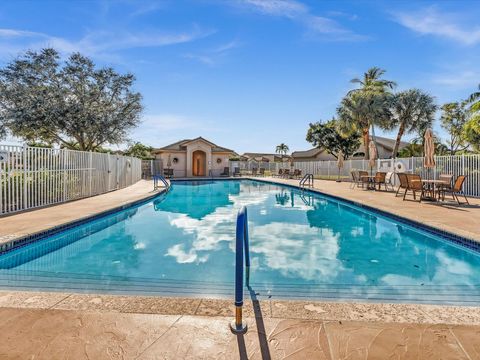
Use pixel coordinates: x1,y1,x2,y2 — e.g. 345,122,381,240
275,143,289,155
465,84,480,151
342,67,396,159
389,89,437,157
349,67,396,95
337,91,391,159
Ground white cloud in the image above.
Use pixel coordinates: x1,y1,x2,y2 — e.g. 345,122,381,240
242,0,307,18
129,114,200,146
236,0,364,41
0,26,215,60
183,39,241,66
432,69,480,89
393,7,480,46
0,28,46,38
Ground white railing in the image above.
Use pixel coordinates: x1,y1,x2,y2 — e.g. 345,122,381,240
293,154,480,198
0,144,142,215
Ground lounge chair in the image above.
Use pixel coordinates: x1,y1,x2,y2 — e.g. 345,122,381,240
395,173,408,197
283,169,290,178
252,168,258,176
259,168,265,177
274,169,283,178
440,175,469,204
294,169,302,179
220,167,229,177
403,174,425,201
233,167,241,177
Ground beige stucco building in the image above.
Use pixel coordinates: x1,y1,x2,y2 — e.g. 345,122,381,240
152,137,235,177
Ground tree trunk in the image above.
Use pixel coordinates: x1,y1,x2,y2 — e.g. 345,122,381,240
392,122,405,158
362,127,370,160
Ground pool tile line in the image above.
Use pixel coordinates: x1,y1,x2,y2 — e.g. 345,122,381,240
0,188,166,256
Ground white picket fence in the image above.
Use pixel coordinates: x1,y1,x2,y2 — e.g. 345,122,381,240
293,154,480,198
0,145,142,215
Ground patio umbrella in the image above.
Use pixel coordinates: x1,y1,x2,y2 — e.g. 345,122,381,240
368,140,377,175
424,128,435,167
336,152,344,182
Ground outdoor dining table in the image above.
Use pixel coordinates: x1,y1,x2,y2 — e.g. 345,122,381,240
360,175,377,190
421,179,449,201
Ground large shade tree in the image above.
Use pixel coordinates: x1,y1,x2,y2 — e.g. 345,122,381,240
306,119,361,159
340,67,396,159
0,48,143,151
389,89,437,157
440,101,469,155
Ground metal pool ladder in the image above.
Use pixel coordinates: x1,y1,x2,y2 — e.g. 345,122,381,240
230,206,250,334
299,173,314,189
153,174,170,191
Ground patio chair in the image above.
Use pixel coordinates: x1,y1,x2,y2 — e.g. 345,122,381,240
233,167,241,177
252,168,258,176
384,172,395,192
373,172,387,191
403,174,425,202
283,169,290,178
274,168,283,178
350,170,360,189
163,168,174,179
292,169,301,179
358,170,369,189
441,175,469,205
220,167,229,177
395,173,408,197
259,168,265,177
296,169,302,179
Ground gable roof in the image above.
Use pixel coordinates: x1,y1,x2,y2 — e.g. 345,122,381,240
154,137,234,153
291,148,325,158
292,136,408,159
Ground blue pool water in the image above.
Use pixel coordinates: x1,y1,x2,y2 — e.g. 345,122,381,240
0,179,479,304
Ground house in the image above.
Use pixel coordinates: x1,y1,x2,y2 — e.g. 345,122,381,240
152,137,235,177
292,136,408,161
241,153,291,162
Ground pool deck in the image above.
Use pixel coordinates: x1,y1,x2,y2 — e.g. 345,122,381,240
0,291,479,359
1,178,480,358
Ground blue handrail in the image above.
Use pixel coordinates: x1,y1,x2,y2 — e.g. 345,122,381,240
230,206,250,334
153,174,170,191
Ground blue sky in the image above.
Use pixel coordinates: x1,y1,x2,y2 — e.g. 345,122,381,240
1,0,479,153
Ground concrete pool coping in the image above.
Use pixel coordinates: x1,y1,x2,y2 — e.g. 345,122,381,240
1,290,479,325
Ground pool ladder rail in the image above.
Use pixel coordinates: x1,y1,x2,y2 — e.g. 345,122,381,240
153,174,171,192
299,173,314,189
230,206,250,334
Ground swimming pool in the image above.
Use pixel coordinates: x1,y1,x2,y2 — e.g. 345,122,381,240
0,179,479,305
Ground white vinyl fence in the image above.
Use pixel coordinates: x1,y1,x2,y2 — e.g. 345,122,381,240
0,144,142,215
294,154,480,198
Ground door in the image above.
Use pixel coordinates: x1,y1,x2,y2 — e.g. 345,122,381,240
192,150,206,176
